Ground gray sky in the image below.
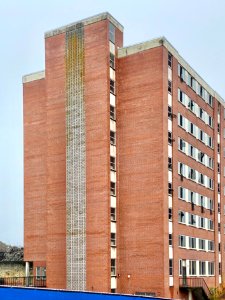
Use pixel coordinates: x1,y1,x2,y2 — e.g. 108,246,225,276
0,0,225,246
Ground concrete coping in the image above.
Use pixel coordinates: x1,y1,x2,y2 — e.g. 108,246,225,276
45,12,124,38
22,70,45,84
118,36,224,105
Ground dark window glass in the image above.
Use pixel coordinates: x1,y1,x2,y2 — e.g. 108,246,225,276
110,52,115,69
110,131,116,145
110,182,116,196
109,23,115,43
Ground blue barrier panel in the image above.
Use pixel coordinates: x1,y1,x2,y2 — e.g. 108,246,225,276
0,287,170,300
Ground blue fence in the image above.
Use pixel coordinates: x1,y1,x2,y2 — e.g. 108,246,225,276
0,287,169,300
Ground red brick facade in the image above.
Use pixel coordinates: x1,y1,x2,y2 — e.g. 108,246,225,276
23,12,224,299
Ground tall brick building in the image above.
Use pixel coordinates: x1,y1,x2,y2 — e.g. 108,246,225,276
23,12,225,299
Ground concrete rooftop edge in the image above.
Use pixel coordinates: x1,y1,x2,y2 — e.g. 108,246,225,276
45,12,124,38
118,36,225,105
22,70,45,84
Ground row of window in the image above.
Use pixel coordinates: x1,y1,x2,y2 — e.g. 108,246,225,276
178,234,214,251
178,89,213,127
178,162,214,190
178,186,213,211
178,137,213,169
178,113,213,148
178,64,213,107
178,210,214,230
179,260,215,276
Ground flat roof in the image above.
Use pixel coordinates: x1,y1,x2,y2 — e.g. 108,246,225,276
22,70,45,84
45,12,123,38
118,36,224,105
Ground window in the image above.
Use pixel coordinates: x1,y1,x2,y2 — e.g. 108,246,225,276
208,262,214,275
188,190,196,204
169,233,172,246
179,235,186,247
208,178,213,190
208,136,213,148
169,259,173,276
178,114,184,128
178,138,185,151
178,162,185,176
218,123,220,133
218,144,220,154
178,186,185,199
208,199,213,211
178,89,184,104
168,53,172,68
168,182,173,195
199,261,206,275
168,131,173,145
218,183,220,193
188,99,195,112
111,207,116,221
189,144,195,158
189,260,196,276
110,79,115,94
111,233,116,246
189,237,196,249
208,157,213,169
189,168,196,180
168,80,172,93
179,65,184,80
178,211,186,223
208,95,213,107
189,122,195,135
199,239,206,251
219,262,222,275
36,266,46,279
208,240,214,251
199,107,204,119
111,289,116,294
199,217,205,229
198,173,204,185
208,116,213,127
111,259,116,276
109,23,115,43
168,105,172,119
110,52,115,69
168,157,172,170
200,195,205,210
110,182,116,196
198,151,205,163
110,130,116,145
110,105,116,120
208,219,214,230
218,163,220,173
218,222,221,232
110,156,116,171
199,130,204,142
168,208,173,221
188,213,196,226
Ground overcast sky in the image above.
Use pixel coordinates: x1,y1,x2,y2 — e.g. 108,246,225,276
0,0,225,246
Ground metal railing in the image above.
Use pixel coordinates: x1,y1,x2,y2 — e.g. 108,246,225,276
0,276,46,287
179,277,211,298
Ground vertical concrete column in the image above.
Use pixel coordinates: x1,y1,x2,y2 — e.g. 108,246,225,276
188,290,192,300
25,262,30,287
25,262,30,277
